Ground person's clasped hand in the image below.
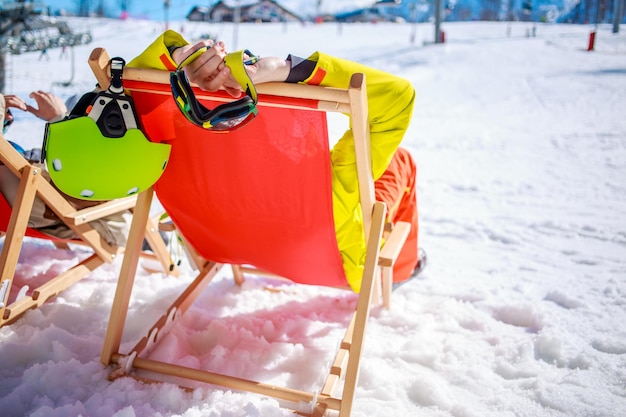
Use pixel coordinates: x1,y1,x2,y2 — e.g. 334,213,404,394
171,40,290,98
172,40,243,98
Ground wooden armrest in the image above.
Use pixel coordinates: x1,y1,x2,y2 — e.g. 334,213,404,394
378,221,411,268
65,196,137,225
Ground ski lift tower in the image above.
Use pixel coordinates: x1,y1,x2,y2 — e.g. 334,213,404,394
0,1,92,92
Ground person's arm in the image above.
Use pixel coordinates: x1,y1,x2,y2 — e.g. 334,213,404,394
216,55,290,96
296,52,415,179
130,31,414,176
244,56,291,85
224,51,415,178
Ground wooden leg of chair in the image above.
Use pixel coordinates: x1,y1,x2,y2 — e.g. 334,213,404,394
178,234,206,271
378,220,410,310
371,268,382,306
381,267,392,309
338,202,386,417
52,241,71,250
119,260,223,361
0,166,39,321
232,265,245,286
144,214,178,276
32,254,105,302
100,188,155,365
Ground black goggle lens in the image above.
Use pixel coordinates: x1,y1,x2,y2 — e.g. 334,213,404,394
170,67,257,132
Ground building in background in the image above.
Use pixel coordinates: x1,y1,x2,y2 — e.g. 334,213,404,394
187,0,303,23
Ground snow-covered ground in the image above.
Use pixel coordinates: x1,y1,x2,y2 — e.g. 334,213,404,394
1,18,625,417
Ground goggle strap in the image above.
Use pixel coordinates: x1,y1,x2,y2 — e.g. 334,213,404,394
171,71,213,125
176,46,209,70
170,46,259,131
224,50,258,104
109,57,126,95
174,46,258,105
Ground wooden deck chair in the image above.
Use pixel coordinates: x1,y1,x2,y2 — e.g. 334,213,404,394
92,47,410,417
0,133,179,327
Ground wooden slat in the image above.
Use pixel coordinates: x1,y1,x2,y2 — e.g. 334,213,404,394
0,165,39,318
126,261,221,357
100,188,155,364
65,196,138,225
348,73,375,241
339,202,386,417
142,213,179,277
378,221,411,267
2,254,104,324
124,356,317,405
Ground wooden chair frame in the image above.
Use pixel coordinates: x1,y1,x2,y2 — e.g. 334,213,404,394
0,125,178,328
91,47,410,417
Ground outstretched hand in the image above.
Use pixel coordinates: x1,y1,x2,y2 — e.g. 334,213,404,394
26,91,67,122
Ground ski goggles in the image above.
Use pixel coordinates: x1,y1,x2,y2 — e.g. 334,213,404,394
170,47,259,132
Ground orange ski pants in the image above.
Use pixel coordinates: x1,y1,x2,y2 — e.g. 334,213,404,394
374,147,419,283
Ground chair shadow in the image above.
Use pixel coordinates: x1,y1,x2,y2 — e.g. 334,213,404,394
143,272,363,393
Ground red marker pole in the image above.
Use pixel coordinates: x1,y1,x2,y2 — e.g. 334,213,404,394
587,31,596,51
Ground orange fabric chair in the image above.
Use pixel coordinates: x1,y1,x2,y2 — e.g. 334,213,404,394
132,80,347,287
92,47,410,417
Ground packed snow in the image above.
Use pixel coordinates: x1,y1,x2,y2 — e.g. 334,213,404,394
1,17,625,417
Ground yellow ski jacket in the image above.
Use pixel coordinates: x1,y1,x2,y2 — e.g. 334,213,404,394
129,30,415,292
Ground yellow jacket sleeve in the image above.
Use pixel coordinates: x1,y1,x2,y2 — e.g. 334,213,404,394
300,52,415,180
298,52,416,292
127,29,188,70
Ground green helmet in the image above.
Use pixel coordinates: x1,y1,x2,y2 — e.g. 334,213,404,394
45,114,171,200
44,57,171,201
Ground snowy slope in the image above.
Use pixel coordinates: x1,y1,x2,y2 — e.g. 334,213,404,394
1,18,625,417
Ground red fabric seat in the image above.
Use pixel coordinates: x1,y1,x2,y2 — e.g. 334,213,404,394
0,193,66,241
129,82,347,287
